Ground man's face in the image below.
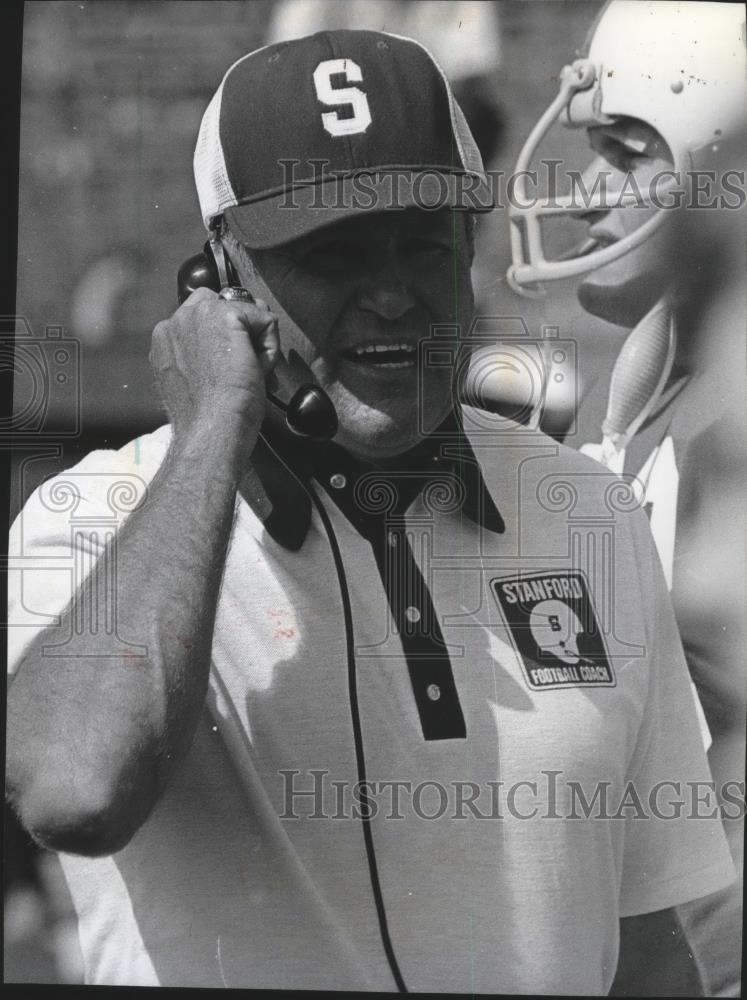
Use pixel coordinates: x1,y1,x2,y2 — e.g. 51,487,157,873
245,207,474,460
576,119,675,326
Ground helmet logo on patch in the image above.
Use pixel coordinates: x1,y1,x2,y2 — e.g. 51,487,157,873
529,600,583,665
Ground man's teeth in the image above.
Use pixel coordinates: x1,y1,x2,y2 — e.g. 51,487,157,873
352,343,415,355
347,343,417,368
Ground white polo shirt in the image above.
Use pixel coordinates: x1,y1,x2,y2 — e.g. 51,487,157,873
7,408,734,992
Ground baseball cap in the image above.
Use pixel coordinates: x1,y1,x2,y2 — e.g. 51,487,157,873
194,29,494,248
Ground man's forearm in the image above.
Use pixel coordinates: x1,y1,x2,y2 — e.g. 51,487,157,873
6,424,243,856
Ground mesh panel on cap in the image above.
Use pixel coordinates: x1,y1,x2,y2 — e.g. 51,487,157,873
194,81,237,229
385,31,487,178
451,99,485,174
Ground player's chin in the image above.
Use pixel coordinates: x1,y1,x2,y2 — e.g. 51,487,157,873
577,270,669,328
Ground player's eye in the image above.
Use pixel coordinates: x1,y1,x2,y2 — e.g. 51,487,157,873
588,129,647,172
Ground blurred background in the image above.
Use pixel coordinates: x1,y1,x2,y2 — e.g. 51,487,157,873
6,0,631,982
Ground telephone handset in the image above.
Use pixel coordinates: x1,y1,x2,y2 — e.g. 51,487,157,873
176,239,338,442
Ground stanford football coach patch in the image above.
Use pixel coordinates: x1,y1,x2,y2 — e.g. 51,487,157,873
491,571,615,690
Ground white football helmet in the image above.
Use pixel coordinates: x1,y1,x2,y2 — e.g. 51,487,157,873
529,600,583,665
507,0,747,295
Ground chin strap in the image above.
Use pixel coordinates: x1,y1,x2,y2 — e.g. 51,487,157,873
598,296,676,470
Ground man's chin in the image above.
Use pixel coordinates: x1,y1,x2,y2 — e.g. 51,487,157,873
333,426,419,462
326,381,452,460
577,271,670,328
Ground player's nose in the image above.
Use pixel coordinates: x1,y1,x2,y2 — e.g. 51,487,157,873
576,155,620,215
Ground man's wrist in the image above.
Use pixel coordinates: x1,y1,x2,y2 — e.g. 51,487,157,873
167,415,258,486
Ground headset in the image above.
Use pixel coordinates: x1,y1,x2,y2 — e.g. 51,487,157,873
177,236,338,442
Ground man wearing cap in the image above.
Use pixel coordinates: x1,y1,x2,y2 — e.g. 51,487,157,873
6,30,735,992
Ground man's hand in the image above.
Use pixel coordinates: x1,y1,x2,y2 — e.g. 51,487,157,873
150,287,280,459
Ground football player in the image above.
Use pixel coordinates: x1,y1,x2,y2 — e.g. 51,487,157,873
506,2,746,994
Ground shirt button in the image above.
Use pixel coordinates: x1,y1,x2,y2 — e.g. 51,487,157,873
405,606,421,623
330,474,346,489
426,684,441,701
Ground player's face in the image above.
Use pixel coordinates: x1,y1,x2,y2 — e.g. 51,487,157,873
250,208,474,460
576,119,675,326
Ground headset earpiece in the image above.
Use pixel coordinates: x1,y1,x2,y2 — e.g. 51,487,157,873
176,240,240,304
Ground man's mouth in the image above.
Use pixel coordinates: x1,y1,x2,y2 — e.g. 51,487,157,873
340,341,418,369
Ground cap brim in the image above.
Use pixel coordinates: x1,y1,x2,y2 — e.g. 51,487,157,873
224,170,494,249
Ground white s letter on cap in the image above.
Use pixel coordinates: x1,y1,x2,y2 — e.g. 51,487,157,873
313,59,372,137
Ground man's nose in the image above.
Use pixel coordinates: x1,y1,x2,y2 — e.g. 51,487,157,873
356,272,416,321
576,154,618,216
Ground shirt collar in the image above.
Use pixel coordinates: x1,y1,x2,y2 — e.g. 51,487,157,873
242,404,504,551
